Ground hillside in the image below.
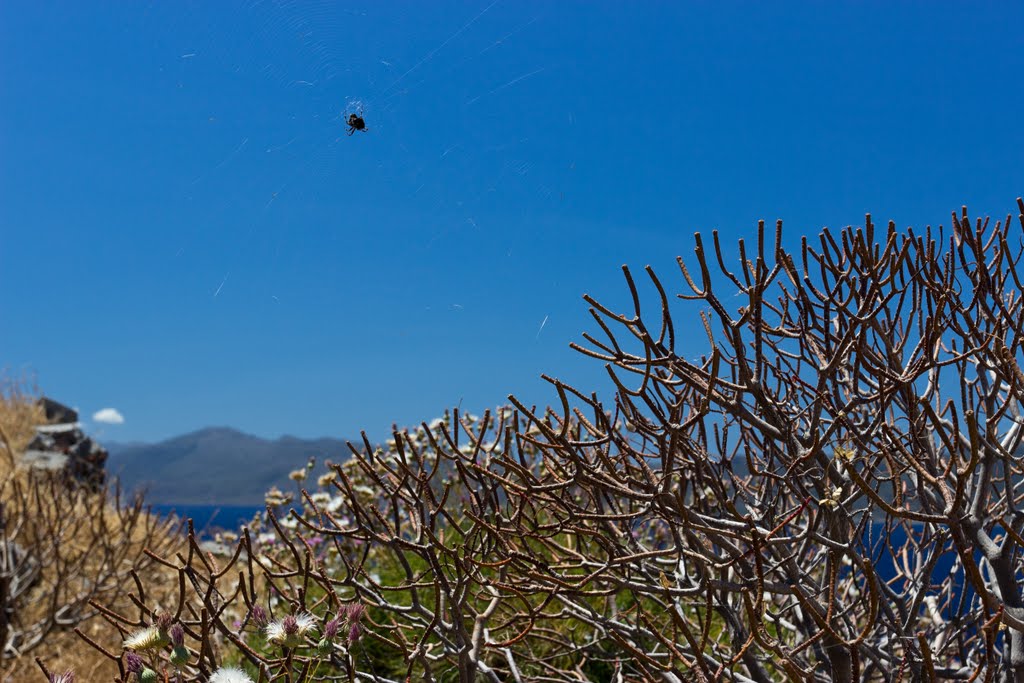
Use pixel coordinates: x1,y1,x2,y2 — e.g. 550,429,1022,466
106,427,352,505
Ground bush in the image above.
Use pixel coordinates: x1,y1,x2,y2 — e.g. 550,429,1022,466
0,380,183,683
67,198,1024,682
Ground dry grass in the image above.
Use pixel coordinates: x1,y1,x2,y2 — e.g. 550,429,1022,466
0,376,43,470
0,376,186,683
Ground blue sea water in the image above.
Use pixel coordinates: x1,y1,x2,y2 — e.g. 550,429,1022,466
149,503,264,538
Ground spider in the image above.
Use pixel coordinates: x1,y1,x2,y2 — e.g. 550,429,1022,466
346,112,367,135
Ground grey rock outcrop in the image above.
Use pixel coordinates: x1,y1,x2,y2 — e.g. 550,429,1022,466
20,397,107,489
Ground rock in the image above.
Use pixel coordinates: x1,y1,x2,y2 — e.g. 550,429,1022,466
39,397,78,424
26,432,56,452
21,450,70,471
20,398,107,490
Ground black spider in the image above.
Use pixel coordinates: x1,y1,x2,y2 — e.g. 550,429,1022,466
347,112,367,136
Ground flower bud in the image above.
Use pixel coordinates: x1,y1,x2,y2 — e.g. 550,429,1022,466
154,613,174,632
170,645,190,668
346,603,366,624
324,616,340,640
250,605,268,628
124,652,144,674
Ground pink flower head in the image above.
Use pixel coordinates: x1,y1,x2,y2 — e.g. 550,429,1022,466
155,613,174,632
346,603,366,624
250,605,268,627
323,616,341,641
170,623,185,648
124,652,144,674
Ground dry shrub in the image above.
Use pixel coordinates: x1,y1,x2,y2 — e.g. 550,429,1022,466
0,376,43,464
58,198,1024,682
0,377,185,682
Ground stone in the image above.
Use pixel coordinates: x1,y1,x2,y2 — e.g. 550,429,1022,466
39,397,78,424
19,398,107,490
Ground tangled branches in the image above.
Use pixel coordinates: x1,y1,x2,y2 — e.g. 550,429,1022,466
75,198,1024,682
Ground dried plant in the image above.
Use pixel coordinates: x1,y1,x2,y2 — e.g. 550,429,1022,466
0,381,182,682
70,198,1024,682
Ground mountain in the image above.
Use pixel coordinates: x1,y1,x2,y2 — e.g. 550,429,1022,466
105,427,352,505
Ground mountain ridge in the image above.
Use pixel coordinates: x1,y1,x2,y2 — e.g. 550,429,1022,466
106,426,353,505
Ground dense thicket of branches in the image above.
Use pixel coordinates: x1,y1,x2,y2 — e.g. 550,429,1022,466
77,198,1024,683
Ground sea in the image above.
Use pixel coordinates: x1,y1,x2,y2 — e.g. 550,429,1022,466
149,503,264,538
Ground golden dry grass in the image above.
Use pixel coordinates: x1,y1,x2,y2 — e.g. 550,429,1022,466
0,376,43,469
0,376,186,683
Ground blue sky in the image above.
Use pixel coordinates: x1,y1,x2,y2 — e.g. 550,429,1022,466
2,2,1022,443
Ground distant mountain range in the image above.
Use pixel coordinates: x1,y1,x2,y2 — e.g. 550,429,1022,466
105,427,353,505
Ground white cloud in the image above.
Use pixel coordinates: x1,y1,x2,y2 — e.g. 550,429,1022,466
93,408,125,425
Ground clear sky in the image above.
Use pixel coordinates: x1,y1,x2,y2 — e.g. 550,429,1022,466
2,2,1022,443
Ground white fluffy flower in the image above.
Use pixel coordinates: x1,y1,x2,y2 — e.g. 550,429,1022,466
265,612,317,648
209,667,255,683
123,626,168,651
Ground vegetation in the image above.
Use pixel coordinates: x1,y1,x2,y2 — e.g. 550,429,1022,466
26,198,1024,681
0,378,183,683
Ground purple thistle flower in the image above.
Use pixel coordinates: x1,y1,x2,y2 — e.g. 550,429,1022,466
323,616,340,641
170,623,185,648
346,603,366,624
124,652,144,674
155,612,174,632
250,604,268,627
347,621,362,645
265,612,315,648
48,672,75,683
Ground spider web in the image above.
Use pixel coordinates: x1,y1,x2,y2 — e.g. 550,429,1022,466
153,1,563,287
126,0,577,438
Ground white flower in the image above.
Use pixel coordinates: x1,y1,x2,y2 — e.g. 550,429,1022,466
288,469,307,482
265,486,291,506
310,492,331,505
123,626,168,650
317,472,337,487
821,485,844,510
209,667,255,683
265,612,317,648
